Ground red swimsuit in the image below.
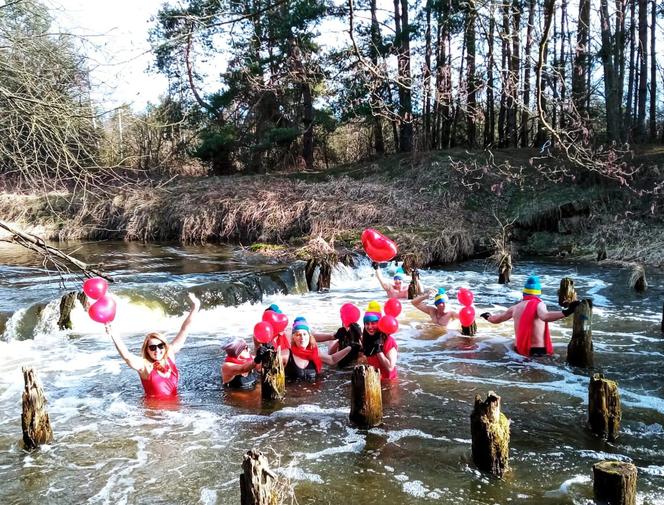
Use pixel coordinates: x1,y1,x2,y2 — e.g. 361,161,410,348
140,358,179,397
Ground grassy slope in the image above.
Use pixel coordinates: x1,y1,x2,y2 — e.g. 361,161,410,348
1,148,662,267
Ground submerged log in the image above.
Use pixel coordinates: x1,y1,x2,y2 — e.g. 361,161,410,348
596,238,607,261
260,349,285,401
629,264,647,293
470,391,510,477
558,277,577,307
588,373,621,441
498,253,512,284
57,291,87,330
461,321,477,336
21,367,53,450
349,365,383,428
592,461,637,505
567,299,593,368
240,449,278,505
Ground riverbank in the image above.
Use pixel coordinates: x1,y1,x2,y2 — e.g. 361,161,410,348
1,147,663,268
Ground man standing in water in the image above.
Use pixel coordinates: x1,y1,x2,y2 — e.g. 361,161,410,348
373,263,410,299
412,288,459,328
480,275,579,357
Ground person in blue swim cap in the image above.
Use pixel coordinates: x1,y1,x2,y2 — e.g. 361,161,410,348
372,263,411,299
412,287,459,328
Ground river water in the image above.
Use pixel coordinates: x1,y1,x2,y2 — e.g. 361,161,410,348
0,242,663,505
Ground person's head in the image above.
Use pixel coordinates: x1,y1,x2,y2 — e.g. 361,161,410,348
223,338,250,358
141,332,170,363
434,288,448,313
523,275,542,298
363,301,382,335
393,272,406,290
264,303,282,314
291,316,314,349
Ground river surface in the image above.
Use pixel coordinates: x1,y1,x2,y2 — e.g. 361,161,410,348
0,242,663,505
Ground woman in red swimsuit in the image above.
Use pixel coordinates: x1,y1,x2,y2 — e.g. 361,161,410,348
106,293,200,397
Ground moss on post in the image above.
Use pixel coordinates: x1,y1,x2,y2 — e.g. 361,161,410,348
592,461,637,505
261,349,285,401
567,299,593,368
588,373,621,442
470,391,510,477
349,365,383,428
21,367,53,450
240,449,278,505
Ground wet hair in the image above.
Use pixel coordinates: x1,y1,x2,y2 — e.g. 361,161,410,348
140,332,170,362
223,338,248,358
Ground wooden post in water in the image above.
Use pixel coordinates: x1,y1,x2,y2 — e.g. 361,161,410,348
660,302,663,334
21,367,53,450
261,349,285,401
629,264,647,293
558,277,577,307
596,238,607,261
240,449,278,505
470,391,510,477
592,461,637,505
588,373,621,441
461,321,477,336
407,269,422,300
498,253,511,284
567,299,593,368
57,291,87,330
349,365,383,428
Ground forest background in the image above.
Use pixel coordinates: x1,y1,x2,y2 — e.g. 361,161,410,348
1,0,663,268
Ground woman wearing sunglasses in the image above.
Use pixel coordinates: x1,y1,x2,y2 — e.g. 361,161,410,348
105,292,200,397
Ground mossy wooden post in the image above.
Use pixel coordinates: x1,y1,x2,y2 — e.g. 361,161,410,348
461,321,477,336
470,391,510,477
240,449,278,505
261,349,285,401
558,277,577,307
588,373,621,441
498,253,511,284
21,367,53,450
57,291,87,330
407,270,422,300
592,461,637,505
630,265,647,293
596,238,607,261
349,365,382,428
567,299,593,368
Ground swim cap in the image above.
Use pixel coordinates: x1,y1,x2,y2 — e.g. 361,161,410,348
434,288,448,306
223,338,248,358
364,301,382,322
523,275,542,296
393,267,406,281
264,304,282,314
292,316,310,333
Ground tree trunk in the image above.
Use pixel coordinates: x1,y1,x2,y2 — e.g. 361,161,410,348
465,0,477,147
369,0,385,155
625,0,637,134
588,373,622,441
260,348,285,401
349,365,383,428
567,299,593,368
649,0,656,140
636,0,648,141
557,277,577,307
572,0,590,119
395,0,413,152
484,1,496,147
498,0,511,147
599,0,625,142
423,0,433,150
240,449,278,505
535,0,553,147
22,367,53,451
592,461,637,505
520,0,535,146
558,0,568,129
470,392,510,477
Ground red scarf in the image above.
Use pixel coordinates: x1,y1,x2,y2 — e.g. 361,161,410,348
225,355,254,365
516,296,553,356
290,344,322,373
153,360,171,374
273,332,291,350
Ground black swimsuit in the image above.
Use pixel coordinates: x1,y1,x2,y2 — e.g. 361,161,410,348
529,347,547,357
225,370,258,390
284,351,317,381
335,323,361,368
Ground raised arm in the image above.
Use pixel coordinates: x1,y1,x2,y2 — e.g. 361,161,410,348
412,290,435,316
105,324,145,373
537,300,581,323
373,264,392,292
170,293,200,355
319,345,352,365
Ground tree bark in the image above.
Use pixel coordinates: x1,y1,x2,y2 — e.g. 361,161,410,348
369,0,385,155
599,0,626,142
592,461,637,505
22,367,53,451
636,0,648,141
484,1,496,147
423,0,433,150
625,0,637,134
649,0,656,140
572,0,590,119
465,0,477,147
520,0,535,146
57,291,87,330
240,449,278,505
498,0,511,147
557,277,577,307
588,373,622,441
349,365,383,428
394,0,413,152
470,392,510,477
260,348,285,401
567,299,593,368
507,0,521,147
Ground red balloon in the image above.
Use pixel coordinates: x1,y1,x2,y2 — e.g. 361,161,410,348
88,295,116,323
457,288,474,307
83,277,108,300
361,228,398,262
262,310,279,327
378,315,399,335
253,321,274,344
459,306,476,327
384,298,402,317
272,313,289,333
340,303,361,327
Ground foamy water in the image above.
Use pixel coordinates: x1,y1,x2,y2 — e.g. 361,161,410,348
0,242,663,504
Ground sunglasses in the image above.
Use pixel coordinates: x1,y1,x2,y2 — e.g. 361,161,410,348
148,343,166,352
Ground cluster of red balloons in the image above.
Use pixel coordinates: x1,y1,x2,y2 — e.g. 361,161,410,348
361,228,398,263
378,298,401,335
84,277,116,323
254,309,289,344
457,288,476,327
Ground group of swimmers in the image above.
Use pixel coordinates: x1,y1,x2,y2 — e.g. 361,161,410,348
106,265,580,398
